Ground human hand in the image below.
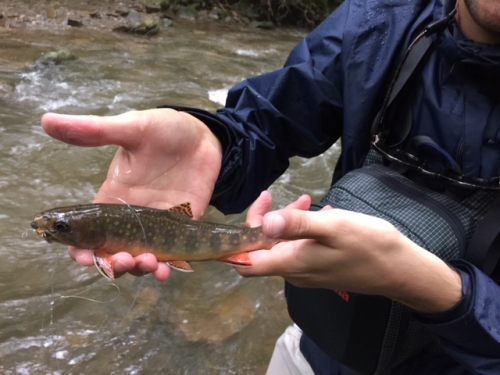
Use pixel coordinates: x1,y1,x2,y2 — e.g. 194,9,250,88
42,109,223,281
239,191,463,314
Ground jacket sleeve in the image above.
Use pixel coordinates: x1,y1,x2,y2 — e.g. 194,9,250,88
414,260,500,374
204,2,354,214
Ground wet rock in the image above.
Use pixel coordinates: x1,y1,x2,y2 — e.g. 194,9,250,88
5,11,19,19
67,17,83,27
46,7,57,19
163,17,173,28
250,20,275,30
176,5,197,20
209,7,229,20
126,9,143,24
121,286,162,326
115,8,130,17
0,81,14,98
144,4,162,14
113,11,160,35
35,49,77,66
157,0,172,11
89,10,101,19
174,291,258,343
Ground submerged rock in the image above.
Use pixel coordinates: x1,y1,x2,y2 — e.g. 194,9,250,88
0,80,14,98
249,20,275,30
35,49,77,66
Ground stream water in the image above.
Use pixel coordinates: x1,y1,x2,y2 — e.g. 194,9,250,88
0,20,339,374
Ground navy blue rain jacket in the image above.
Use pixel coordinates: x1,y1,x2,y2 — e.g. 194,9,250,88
186,0,500,373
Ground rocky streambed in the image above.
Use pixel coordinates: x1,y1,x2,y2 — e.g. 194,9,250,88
0,0,274,35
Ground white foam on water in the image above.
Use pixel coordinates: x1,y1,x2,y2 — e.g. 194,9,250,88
235,48,279,57
208,88,228,106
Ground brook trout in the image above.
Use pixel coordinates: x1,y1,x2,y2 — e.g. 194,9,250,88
31,203,277,279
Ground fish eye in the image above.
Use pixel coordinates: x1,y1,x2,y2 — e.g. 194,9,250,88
54,220,69,232
43,214,51,221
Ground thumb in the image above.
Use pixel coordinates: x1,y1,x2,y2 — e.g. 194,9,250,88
263,209,334,242
41,111,146,149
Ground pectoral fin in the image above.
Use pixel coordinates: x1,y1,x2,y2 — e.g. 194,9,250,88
94,250,115,280
167,260,194,272
218,252,252,267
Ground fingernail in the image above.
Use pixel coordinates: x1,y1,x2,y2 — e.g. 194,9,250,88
264,213,285,237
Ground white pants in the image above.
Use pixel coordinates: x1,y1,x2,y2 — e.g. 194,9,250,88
266,325,315,375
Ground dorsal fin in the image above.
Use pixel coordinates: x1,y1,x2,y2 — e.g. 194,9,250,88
168,202,193,218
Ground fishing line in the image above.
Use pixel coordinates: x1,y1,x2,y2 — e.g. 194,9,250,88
109,197,154,323
47,197,153,375
115,197,148,248
57,283,121,304
41,248,63,374
113,197,150,321
58,196,150,375
44,260,123,375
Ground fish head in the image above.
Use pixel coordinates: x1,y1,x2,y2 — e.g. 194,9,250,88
31,211,70,243
31,206,106,249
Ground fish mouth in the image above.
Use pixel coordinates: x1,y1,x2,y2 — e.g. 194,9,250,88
31,222,54,243
31,222,44,236
40,232,55,243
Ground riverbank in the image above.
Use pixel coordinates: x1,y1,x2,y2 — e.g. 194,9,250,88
0,0,336,34
0,0,224,33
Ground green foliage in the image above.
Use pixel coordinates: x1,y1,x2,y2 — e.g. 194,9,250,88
148,0,343,27
257,0,343,26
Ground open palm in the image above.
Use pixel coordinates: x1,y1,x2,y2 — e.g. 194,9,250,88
42,108,223,279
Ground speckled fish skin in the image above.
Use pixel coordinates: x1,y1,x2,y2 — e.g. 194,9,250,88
31,203,277,261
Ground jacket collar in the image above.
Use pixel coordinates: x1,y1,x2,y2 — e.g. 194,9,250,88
434,0,500,67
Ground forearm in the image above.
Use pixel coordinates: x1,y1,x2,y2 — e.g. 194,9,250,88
385,238,463,314
383,239,500,369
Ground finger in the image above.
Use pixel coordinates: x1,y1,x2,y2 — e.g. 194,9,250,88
41,111,146,149
284,194,311,210
246,190,273,227
68,246,94,267
109,252,136,278
133,253,159,274
152,263,171,282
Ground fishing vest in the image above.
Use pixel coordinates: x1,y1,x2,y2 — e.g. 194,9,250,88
286,9,500,375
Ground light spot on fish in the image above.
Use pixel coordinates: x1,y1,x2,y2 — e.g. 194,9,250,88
209,234,221,251
230,234,240,246
185,235,199,251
